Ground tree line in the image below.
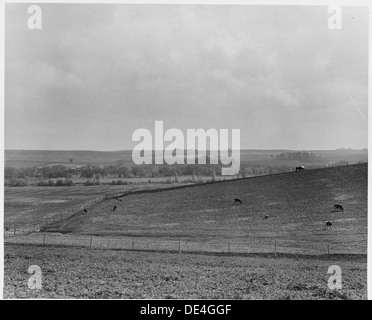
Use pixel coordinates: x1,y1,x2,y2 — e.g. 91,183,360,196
4,162,300,186
275,152,319,160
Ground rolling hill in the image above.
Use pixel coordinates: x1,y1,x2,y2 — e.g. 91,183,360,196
5,149,368,168
44,163,368,254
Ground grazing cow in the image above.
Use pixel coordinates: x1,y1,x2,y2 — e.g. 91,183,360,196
117,199,123,202
295,166,305,172
334,204,344,212
233,198,243,205
264,215,269,219
325,221,332,230
112,206,117,211
83,209,88,213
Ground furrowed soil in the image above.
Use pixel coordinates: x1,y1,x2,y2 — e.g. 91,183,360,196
4,244,367,299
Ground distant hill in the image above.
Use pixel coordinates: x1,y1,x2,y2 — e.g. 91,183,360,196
4,149,368,169
4,150,134,168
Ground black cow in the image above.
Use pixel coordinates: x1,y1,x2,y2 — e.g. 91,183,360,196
325,221,332,230
116,198,123,202
334,204,344,212
233,198,243,205
295,166,305,172
112,206,117,211
83,209,88,213
264,215,269,219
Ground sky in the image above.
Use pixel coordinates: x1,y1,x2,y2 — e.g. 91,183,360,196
4,4,369,151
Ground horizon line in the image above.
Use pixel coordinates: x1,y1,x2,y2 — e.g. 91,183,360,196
4,147,368,152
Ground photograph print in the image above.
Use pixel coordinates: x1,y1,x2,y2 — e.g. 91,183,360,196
2,1,369,301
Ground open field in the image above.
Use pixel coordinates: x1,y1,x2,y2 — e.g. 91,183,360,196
4,150,135,168
4,244,367,299
4,183,193,230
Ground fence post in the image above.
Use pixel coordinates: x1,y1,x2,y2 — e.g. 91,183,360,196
89,236,93,250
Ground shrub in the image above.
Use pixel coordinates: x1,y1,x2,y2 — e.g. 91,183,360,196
84,180,94,186
37,179,73,187
196,179,205,185
163,178,173,184
7,178,16,187
8,178,28,187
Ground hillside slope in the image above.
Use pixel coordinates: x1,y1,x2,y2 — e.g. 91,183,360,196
45,164,367,253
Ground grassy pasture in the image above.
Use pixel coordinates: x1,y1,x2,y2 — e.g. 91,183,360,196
4,183,192,230
39,163,367,255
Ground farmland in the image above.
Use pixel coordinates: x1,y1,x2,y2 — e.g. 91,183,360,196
42,163,367,254
3,245,367,299
4,163,368,299
4,183,194,230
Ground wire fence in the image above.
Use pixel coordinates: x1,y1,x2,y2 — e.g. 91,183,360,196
4,232,366,257
29,187,192,230
6,167,353,233
40,196,108,227
4,165,367,258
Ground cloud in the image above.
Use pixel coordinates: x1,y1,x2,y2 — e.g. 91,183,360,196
4,4,369,150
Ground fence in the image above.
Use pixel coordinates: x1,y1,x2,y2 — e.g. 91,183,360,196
5,189,140,233
28,186,188,230
40,196,106,227
4,232,366,257
6,168,336,233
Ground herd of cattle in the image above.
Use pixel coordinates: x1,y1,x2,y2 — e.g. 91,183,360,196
81,166,342,232
233,197,344,231
82,200,343,232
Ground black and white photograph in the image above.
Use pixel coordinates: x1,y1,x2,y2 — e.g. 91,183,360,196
1,0,370,303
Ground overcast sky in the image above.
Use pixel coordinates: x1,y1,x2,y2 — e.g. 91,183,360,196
5,4,369,151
